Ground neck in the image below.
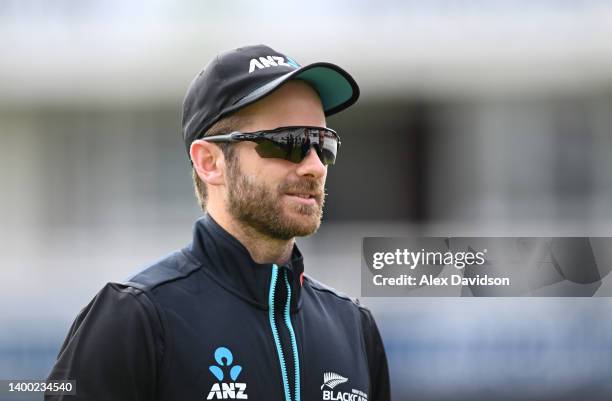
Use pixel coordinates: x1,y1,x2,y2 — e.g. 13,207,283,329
206,207,294,265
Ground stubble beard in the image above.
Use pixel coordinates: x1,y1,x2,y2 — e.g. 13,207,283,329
225,160,325,241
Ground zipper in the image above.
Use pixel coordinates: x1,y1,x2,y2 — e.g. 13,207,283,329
283,268,301,401
268,264,301,401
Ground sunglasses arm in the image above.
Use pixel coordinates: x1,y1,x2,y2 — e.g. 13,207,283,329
198,132,258,143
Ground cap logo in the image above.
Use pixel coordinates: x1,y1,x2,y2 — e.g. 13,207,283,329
248,55,299,73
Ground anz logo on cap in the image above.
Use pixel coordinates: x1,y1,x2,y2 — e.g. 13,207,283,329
248,55,300,73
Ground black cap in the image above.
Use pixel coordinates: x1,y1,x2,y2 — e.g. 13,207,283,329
181,44,360,156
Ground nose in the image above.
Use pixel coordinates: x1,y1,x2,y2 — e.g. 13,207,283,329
295,147,327,178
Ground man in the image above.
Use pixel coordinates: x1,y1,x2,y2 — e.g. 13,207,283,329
47,44,390,401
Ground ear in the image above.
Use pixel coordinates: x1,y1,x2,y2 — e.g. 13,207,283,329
190,140,226,186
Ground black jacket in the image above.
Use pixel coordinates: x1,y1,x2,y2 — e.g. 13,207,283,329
46,214,390,401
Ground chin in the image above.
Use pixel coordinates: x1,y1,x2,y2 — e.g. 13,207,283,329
282,208,322,237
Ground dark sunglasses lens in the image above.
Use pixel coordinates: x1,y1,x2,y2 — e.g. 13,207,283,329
253,128,338,165
319,130,338,165
319,148,336,165
254,138,288,160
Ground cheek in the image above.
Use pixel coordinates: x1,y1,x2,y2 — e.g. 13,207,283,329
262,167,290,190
245,160,288,191
250,159,293,183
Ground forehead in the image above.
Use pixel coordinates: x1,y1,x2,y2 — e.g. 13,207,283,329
235,80,326,131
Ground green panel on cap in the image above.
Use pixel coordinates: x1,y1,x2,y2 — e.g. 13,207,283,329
295,67,353,112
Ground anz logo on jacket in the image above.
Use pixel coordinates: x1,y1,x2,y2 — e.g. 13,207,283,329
46,214,390,401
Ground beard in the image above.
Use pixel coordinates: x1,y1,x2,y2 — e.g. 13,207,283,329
225,159,325,240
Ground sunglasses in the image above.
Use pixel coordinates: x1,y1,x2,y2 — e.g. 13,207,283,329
199,126,341,166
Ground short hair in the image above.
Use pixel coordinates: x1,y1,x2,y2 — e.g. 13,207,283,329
191,114,249,211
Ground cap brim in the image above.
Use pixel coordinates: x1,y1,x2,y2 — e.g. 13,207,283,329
232,62,360,117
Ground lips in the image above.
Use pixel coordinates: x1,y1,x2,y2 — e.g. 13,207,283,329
284,191,323,207
281,179,324,204
286,193,314,199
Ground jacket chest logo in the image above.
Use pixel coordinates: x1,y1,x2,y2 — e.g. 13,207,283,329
321,371,368,401
206,347,248,400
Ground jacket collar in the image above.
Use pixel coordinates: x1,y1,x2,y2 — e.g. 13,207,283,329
185,213,304,313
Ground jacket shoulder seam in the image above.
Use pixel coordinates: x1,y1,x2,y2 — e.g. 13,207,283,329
122,249,203,291
304,274,361,307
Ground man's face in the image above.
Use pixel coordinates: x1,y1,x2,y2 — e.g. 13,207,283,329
224,81,328,240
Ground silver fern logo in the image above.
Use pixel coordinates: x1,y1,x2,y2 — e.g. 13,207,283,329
320,371,368,401
320,372,348,390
